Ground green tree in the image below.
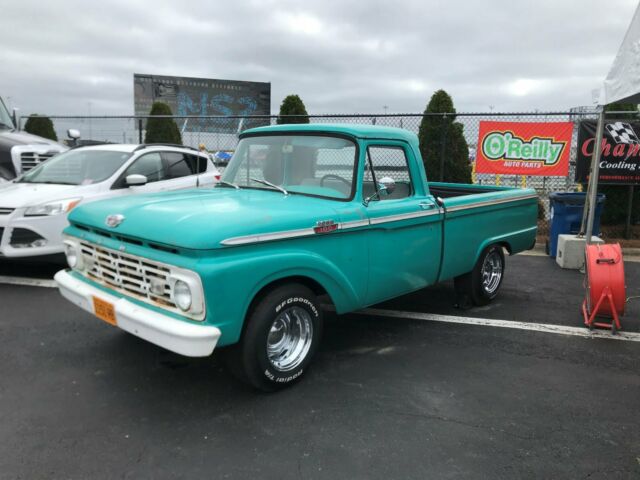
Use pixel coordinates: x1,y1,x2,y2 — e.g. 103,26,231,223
417,90,471,183
599,102,639,225
277,95,309,124
24,115,57,141
144,102,182,145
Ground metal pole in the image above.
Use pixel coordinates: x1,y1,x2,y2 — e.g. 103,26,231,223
625,185,634,239
584,108,606,243
439,114,448,182
138,119,143,144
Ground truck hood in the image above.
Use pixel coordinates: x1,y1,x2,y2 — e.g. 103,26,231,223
0,130,63,149
68,188,343,250
0,182,82,208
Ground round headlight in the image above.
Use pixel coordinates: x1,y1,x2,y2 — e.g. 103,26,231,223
64,243,78,269
173,280,192,311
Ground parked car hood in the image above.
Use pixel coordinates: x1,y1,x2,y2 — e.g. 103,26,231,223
0,182,83,208
68,188,344,250
0,130,63,149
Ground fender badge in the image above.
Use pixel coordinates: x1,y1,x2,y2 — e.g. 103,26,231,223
105,214,125,228
314,220,338,234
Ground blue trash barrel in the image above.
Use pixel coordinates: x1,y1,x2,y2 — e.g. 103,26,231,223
547,192,606,258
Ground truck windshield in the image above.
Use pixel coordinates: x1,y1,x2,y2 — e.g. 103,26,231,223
222,135,357,200
18,149,132,185
0,98,14,130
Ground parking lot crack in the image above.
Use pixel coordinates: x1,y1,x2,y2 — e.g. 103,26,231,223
384,409,537,441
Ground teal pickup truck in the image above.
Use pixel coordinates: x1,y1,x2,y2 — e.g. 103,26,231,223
55,124,537,390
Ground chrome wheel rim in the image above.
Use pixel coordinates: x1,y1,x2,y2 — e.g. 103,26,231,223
267,306,313,372
481,250,503,295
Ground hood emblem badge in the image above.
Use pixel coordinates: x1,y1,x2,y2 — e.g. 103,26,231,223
314,220,339,234
105,214,125,228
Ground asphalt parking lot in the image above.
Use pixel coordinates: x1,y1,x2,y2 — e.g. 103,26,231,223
1,254,639,479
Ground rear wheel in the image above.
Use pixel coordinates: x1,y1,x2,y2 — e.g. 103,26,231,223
454,245,505,306
229,283,323,392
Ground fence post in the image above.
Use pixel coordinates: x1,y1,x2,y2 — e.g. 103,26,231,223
439,114,448,182
138,119,143,144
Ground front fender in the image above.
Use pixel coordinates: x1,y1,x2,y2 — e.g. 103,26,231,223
198,248,364,346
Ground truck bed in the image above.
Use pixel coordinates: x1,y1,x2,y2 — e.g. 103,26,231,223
427,182,538,282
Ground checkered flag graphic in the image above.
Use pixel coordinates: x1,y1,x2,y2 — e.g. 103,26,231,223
605,122,640,144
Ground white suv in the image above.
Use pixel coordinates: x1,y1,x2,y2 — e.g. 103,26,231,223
0,143,220,259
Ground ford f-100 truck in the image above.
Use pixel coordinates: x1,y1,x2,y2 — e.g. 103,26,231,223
55,124,538,390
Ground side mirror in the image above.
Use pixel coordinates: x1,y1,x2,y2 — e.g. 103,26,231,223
378,176,396,196
67,129,81,140
126,174,148,186
363,176,396,206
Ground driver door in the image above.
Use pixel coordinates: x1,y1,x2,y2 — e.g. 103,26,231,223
110,152,168,194
363,142,443,304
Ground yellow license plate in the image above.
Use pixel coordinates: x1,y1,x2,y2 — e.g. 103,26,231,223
92,296,117,326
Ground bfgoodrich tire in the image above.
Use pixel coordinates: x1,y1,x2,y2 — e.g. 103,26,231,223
233,283,323,392
454,245,505,307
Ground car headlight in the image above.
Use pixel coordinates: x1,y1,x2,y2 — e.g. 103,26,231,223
173,280,192,311
64,240,82,270
169,274,204,317
25,198,81,217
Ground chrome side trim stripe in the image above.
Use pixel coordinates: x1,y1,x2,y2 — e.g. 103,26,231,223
341,219,369,229
221,194,536,246
445,194,537,213
369,209,440,225
221,219,371,245
221,227,316,246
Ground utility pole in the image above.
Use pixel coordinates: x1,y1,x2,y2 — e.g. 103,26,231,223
88,101,93,140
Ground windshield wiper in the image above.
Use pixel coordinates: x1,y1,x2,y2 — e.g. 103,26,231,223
19,180,77,185
216,180,240,190
250,178,288,195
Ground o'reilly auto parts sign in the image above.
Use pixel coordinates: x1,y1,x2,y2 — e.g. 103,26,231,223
475,121,573,176
576,120,640,185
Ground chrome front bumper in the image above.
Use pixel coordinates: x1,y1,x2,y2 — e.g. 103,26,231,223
55,270,221,357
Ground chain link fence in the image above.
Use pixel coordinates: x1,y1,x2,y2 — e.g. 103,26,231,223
22,111,602,239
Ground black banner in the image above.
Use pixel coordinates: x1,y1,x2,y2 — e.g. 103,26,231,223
576,120,640,185
134,73,271,134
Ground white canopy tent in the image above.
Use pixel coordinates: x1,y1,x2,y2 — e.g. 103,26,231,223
582,2,640,242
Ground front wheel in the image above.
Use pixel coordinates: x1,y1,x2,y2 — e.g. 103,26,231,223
454,245,506,306
231,283,323,392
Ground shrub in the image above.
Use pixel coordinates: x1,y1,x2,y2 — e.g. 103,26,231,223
277,95,309,124
24,115,57,141
144,102,182,145
418,90,471,183
598,185,640,225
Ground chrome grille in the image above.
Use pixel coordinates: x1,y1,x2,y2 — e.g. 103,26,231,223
20,151,57,172
79,241,177,310
0,207,14,215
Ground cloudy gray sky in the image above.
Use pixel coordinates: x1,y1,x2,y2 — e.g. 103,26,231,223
0,0,638,116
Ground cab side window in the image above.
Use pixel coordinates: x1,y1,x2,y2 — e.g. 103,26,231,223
364,146,413,200
122,152,165,183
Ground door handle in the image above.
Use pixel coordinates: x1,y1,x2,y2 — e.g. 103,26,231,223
419,201,436,210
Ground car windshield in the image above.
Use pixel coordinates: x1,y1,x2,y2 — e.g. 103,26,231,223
18,149,132,185
0,98,14,130
222,135,357,200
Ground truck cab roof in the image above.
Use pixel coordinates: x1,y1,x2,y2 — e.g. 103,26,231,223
241,123,419,143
